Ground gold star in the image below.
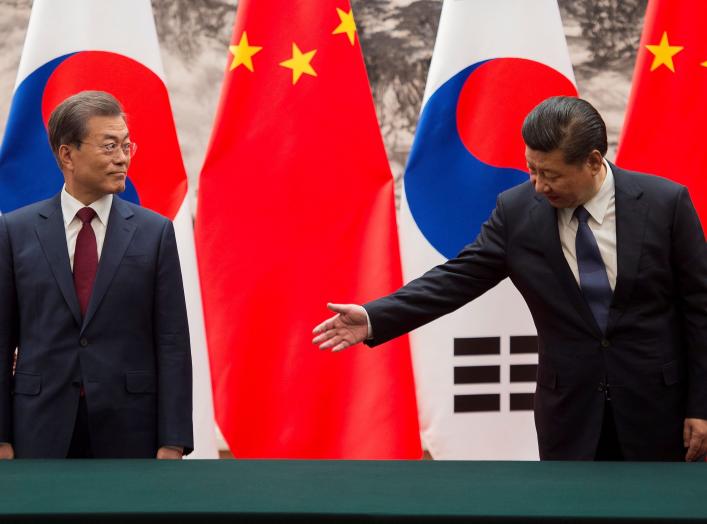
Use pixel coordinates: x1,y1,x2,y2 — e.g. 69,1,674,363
229,32,263,72
702,61,707,68
645,31,684,72
279,43,317,84
332,7,357,45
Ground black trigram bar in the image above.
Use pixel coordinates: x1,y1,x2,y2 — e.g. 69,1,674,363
454,337,500,356
510,364,538,382
510,335,538,354
454,365,500,384
510,393,534,411
454,394,500,413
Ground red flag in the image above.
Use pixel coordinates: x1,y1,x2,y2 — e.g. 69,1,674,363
195,0,421,458
616,0,707,229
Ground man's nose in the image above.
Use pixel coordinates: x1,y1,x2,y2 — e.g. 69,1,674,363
534,179,549,194
113,149,128,164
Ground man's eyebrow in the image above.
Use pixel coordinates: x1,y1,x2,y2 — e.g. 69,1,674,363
99,132,130,141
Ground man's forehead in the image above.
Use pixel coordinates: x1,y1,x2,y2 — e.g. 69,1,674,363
525,147,563,165
86,115,129,137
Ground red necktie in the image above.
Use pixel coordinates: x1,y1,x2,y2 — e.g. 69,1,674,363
73,207,98,317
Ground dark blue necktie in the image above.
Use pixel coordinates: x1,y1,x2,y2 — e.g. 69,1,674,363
574,206,612,333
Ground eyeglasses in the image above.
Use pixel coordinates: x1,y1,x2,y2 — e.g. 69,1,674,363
78,141,138,157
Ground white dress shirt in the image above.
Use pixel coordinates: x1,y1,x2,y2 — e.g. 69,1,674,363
61,186,113,270
557,160,617,291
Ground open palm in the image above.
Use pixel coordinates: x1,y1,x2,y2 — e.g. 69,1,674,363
312,303,369,352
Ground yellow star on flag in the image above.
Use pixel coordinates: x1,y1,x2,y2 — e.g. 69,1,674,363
702,61,707,68
332,7,357,45
645,31,684,72
229,32,263,72
279,43,317,84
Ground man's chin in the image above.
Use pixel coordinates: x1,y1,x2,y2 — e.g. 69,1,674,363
546,196,564,208
545,196,578,209
110,182,126,194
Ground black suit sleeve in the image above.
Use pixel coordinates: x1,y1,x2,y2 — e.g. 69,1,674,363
364,196,510,347
153,220,194,454
0,216,17,443
671,187,707,419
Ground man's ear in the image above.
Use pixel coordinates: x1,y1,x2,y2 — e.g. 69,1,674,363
586,150,604,175
57,145,73,171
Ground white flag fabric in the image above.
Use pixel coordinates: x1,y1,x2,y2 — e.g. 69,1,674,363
401,0,577,459
0,0,217,458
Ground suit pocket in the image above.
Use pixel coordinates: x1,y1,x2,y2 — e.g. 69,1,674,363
536,365,557,390
122,254,150,266
125,371,156,394
662,361,685,386
13,372,41,395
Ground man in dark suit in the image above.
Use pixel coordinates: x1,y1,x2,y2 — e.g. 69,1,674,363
314,96,707,461
0,91,193,459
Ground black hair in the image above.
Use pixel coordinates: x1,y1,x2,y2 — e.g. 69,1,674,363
47,90,125,166
521,96,607,164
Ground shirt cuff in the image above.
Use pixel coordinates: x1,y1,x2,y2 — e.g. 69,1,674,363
364,307,373,339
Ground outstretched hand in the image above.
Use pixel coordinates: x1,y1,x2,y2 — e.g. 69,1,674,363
312,303,369,352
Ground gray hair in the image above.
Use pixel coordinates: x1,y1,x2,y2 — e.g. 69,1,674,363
521,96,607,165
47,90,125,165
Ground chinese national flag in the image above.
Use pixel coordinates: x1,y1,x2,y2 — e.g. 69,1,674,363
616,0,707,229
195,0,421,458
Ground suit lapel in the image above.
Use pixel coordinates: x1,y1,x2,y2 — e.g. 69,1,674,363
34,194,82,327
607,164,647,333
81,197,136,333
530,195,603,336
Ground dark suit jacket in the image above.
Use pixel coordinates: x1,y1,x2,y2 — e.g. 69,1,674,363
0,194,193,458
365,164,707,460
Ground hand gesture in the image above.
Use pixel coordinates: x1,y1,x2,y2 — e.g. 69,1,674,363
312,303,369,352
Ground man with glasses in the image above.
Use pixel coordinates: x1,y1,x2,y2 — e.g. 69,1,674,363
0,91,193,458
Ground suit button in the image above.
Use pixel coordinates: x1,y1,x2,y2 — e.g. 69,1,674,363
79,338,89,347
601,339,610,348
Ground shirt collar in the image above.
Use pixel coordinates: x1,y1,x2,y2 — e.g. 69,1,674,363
581,159,614,225
61,186,113,227
560,159,615,226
